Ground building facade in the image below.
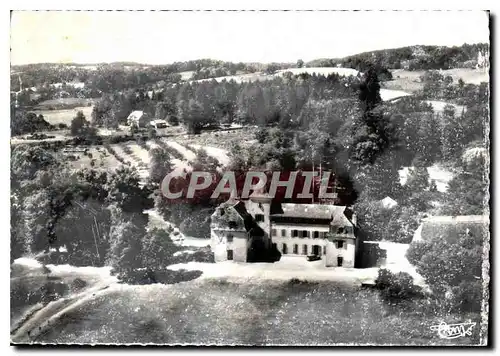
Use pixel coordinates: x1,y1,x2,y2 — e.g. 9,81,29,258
210,194,357,267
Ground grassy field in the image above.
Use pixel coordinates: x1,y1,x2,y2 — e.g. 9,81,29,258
35,98,94,110
191,67,360,84
12,275,482,345
384,68,489,93
62,146,123,171
176,127,259,151
33,106,94,126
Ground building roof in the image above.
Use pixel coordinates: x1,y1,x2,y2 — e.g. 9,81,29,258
126,110,146,122
271,204,353,226
150,119,167,125
249,189,273,200
211,201,264,235
380,196,398,209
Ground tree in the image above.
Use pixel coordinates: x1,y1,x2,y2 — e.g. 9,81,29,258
106,166,153,213
406,223,484,312
70,111,88,135
20,189,52,253
11,145,57,183
375,269,423,302
192,149,219,172
185,99,204,134
440,105,465,161
265,63,280,75
70,111,96,137
11,111,52,136
296,59,304,68
346,68,396,168
149,146,173,184
140,228,179,271
359,67,381,112
106,210,147,275
442,157,488,216
11,193,27,262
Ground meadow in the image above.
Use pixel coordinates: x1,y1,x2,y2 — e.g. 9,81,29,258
33,106,94,126
11,271,482,345
384,68,489,93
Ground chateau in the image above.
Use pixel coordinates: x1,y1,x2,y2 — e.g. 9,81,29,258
210,192,357,267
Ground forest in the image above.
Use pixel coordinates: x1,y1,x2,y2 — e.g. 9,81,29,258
308,43,489,71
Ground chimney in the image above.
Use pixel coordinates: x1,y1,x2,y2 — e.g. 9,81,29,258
351,213,357,227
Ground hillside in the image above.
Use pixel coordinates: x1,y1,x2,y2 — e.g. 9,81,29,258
11,259,475,345
308,43,489,71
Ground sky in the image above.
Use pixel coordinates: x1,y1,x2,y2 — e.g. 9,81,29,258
10,10,490,65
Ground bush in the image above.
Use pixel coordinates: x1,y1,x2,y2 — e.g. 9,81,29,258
168,115,179,126
406,226,484,313
116,268,202,285
122,145,133,155
375,269,424,302
148,127,157,139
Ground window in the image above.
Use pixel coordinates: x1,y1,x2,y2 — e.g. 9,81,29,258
302,245,308,255
272,229,277,237
337,256,343,267
292,230,298,237
344,226,352,234
281,229,287,237
282,243,288,254
293,244,299,254
255,214,264,222
302,230,309,238
313,231,319,239
323,246,326,255
337,227,344,234
228,221,237,229
227,234,234,242
337,240,344,249
227,250,233,260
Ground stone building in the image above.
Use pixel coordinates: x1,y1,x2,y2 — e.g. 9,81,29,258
210,193,357,267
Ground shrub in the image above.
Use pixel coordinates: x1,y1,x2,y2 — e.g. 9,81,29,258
375,269,424,302
148,127,157,139
406,226,484,313
122,145,133,155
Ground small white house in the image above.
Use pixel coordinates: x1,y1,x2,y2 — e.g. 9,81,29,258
149,119,168,129
126,111,149,128
380,196,398,209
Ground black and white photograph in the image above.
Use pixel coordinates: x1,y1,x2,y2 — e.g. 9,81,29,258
9,9,490,346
